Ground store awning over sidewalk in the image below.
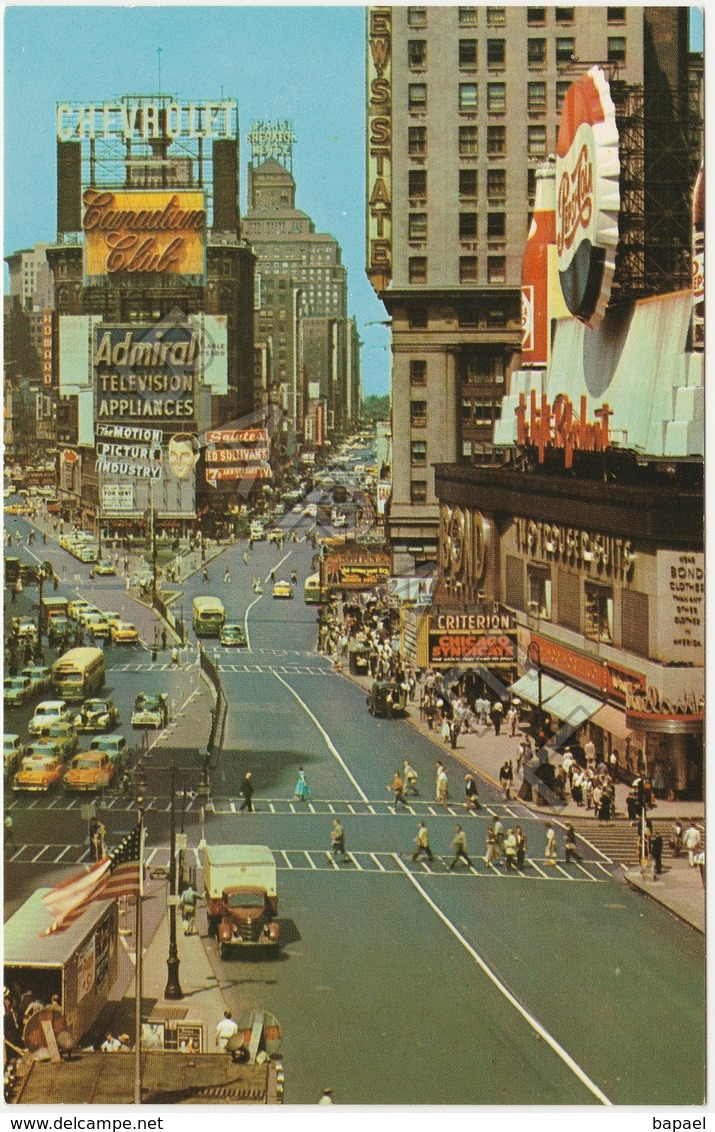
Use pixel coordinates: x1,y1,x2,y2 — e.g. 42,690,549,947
510,670,602,724
591,703,632,741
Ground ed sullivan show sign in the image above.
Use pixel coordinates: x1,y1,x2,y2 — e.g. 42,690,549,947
83,189,206,277
555,67,620,328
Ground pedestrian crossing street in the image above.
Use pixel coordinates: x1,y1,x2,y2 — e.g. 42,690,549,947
6,840,611,883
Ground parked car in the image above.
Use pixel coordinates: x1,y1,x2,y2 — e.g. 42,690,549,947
75,697,120,733
63,751,116,791
110,620,139,643
89,734,127,764
13,753,65,792
131,693,169,729
366,681,408,719
219,622,248,647
272,580,294,599
20,665,52,695
4,676,32,707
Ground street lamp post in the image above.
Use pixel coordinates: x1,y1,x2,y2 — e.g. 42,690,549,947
164,750,183,1000
34,563,52,664
527,640,543,744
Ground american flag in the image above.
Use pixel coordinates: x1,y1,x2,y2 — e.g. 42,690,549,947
42,825,142,934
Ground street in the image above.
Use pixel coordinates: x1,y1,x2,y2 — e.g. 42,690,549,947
4,511,706,1106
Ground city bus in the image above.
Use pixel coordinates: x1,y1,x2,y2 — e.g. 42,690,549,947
304,573,323,604
51,647,106,702
192,595,226,637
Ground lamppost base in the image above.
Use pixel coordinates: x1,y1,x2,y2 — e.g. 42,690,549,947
164,958,183,1000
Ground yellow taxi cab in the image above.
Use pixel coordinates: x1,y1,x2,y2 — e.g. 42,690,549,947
110,620,139,643
272,580,294,599
13,752,65,792
4,502,32,515
63,751,116,791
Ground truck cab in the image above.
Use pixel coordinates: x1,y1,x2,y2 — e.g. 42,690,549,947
203,844,280,959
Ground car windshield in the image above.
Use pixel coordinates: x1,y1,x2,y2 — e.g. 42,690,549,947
226,892,265,910
73,757,100,770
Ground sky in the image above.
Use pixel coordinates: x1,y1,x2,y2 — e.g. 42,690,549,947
3,4,705,399
3,3,393,395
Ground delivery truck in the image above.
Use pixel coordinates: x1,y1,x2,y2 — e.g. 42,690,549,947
202,844,280,959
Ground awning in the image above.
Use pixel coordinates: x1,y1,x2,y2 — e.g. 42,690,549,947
542,684,602,725
591,703,632,741
509,670,564,706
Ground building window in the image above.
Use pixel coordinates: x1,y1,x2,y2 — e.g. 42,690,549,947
459,168,478,199
584,582,614,643
528,81,546,114
408,39,427,69
487,212,505,239
410,440,427,464
458,303,478,327
459,125,478,156
622,590,650,657
608,36,626,63
407,7,427,27
528,124,547,156
505,555,525,611
409,83,427,110
607,7,626,22
527,167,537,206
487,39,505,68
459,39,478,68
410,359,427,385
555,7,574,22
409,256,427,283
459,212,478,239
556,37,575,64
408,126,427,155
459,83,478,111
410,400,427,427
459,256,478,283
408,213,427,241
487,168,506,203
409,307,428,329
487,82,506,113
410,479,428,504
487,125,506,157
487,7,505,26
458,7,478,26
527,566,552,619
556,80,571,113
487,256,506,283
528,38,547,67
527,7,545,24
409,169,427,199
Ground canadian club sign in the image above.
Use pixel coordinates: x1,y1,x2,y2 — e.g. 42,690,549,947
555,67,620,328
83,189,206,277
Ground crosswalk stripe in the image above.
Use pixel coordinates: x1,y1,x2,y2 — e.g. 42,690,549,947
370,853,386,872
530,860,551,879
304,851,317,870
280,850,293,869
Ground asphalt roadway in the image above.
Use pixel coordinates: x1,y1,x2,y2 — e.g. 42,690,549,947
4,513,706,1105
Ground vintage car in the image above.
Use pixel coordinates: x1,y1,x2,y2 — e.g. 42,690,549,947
89,734,127,764
28,700,72,736
366,681,408,719
267,528,284,545
32,720,78,759
272,580,294,599
4,734,25,779
131,693,169,729
63,751,116,791
94,559,116,575
68,598,92,621
4,676,32,707
75,698,120,732
219,622,248,648
110,620,139,644
21,665,53,695
11,616,38,641
85,613,111,640
75,544,99,563
4,502,32,515
13,752,65,792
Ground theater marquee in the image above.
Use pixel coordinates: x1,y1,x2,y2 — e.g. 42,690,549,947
83,189,206,277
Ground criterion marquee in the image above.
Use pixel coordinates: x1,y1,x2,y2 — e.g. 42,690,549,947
83,189,206,277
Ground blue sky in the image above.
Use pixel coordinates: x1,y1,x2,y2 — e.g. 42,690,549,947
3,5,705,398
3,4,393,395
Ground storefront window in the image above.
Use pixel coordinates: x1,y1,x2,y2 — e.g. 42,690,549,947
527,566,551,619
584,582,613,643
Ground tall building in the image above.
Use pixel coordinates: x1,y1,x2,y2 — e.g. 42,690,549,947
243,123,359,451
47,94,257,539
366,5,693,572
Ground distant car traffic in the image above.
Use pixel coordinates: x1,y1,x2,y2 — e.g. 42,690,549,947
20,665,52,695
267,528,284,545
110,621,139,643
11,617,38,641
219,622,248,647
272,580,294,599
94,559,116,575
4,676,32,707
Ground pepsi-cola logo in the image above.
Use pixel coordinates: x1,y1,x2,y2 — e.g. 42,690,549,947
556,143,593,256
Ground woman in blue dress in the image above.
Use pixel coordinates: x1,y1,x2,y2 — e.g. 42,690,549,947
294,767,311,801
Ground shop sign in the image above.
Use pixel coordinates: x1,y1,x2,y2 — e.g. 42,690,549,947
94,325,197,425
625,684,703,720
83,189,206,277
515,391,612,468
367,8,392,290
41,309,53,388
58,99,236,142
656,551,704,664
102,484,134,512
428,630,516,667
514,516,634,582
205,428,268,444
206,447,270,463
530,634,645,703
439,505,491,591
205,465,272,485
324,551,391,590
376,481,391,516
555,67,620,328
248,119,296,161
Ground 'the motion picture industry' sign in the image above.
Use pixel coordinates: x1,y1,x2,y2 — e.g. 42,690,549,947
83,189,206,277
515,391,612,469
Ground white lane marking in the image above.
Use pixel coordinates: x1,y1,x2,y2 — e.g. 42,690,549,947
243,593,262,652
280,850,293,869
370,853,386,872
392,854,612,1106
325,852,339,871
272,671,369,802
304,851,317,870
55,845,72,862
530,859,551,880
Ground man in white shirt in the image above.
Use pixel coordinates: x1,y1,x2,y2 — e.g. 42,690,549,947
215,1010,239,1050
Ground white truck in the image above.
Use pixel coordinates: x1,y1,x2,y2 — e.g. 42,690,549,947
203,844,280,959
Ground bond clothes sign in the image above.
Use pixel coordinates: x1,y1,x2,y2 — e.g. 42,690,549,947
655,551,704,665
93,325,198,427
555,67,620,328
83,189,206,277
439,505,491,596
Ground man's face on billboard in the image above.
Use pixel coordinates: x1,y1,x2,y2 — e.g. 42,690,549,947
168,435,198,479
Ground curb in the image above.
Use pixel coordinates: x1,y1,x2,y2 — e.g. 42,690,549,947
621,870,705,934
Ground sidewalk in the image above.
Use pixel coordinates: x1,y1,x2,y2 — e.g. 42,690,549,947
345,668,705,933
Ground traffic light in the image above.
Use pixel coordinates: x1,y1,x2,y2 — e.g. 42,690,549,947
636,777,645,812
